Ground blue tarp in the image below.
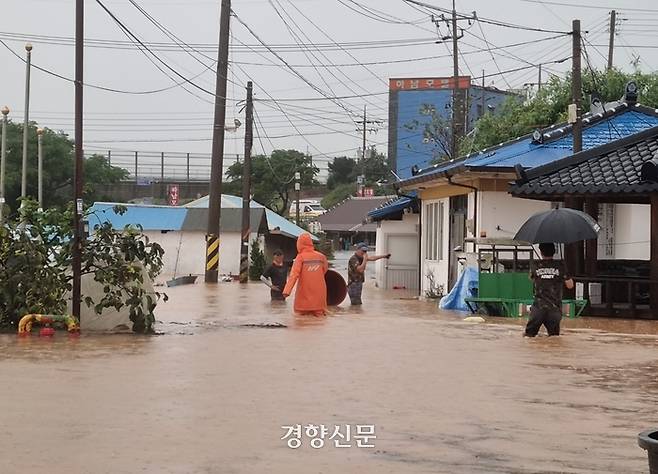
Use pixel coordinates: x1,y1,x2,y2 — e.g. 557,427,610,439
439,266,478,313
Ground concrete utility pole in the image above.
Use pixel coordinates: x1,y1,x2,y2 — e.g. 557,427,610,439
0,106,8,224
451,0,460,160
37,128,44,210
21,43,33,202
355,106,382,195
481,70,485,117
538,63,542,91
431,3,473,159
239,81,253,285
72,0,84,321
565,19,585,280
205,0,231,284
607,10,616,71
572,19,582,153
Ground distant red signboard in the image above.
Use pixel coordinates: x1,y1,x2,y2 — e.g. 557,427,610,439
389,76,471,91
168,184,180,206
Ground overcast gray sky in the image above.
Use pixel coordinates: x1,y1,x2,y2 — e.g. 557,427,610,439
2,0,657,169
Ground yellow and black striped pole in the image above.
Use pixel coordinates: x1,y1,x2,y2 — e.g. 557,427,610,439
206,234,220,280
204,0,231,283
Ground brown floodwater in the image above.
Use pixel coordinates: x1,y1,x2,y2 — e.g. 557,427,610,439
1,277,658,474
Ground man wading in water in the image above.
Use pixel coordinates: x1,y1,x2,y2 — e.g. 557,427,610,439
525,242,574,337
261,249,288,301
347,243,390,306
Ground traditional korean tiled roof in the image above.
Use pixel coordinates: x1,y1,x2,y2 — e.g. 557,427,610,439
510,125,658,196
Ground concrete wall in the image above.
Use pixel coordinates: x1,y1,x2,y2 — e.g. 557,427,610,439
143,230,259,280
478,191,552,239
374,213,419,289
611,204,650,260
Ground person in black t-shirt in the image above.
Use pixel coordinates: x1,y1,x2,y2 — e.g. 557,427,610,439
525,242,574,337
261,249,288,301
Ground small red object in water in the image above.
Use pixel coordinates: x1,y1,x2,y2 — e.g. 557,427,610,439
39,327,55,337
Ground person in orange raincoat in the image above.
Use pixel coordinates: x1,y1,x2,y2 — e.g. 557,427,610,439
282,233,328,316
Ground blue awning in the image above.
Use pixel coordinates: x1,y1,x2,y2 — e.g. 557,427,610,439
367,194,417,220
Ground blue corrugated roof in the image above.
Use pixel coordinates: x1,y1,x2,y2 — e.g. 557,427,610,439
265,209,318,241
399,104,658,187
367,193,417,220
90,196,315,241
185,195,264,209
186,195,315,240
89,203,188,231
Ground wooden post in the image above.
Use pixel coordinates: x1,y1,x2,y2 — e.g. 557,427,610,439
584,198,599,276
564,197,585,277
651,194,658,316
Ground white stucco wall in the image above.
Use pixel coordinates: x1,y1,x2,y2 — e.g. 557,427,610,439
611,204,650,260
143,230,259,280
478,191,552,239
374,213,419,289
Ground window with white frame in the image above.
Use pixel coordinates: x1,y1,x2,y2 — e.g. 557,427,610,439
424,201,444,261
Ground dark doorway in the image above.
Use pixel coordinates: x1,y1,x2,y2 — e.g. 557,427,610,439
449,194,468,288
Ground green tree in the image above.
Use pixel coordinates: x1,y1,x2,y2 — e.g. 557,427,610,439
321,182,356,210
84,154,130,202
1,121,129,212
327,156,356,189
249,239,266,281
358,147,392,186
0,201,166,333
226,149,318,215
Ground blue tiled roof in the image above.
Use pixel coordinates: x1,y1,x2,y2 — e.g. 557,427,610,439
399,103,658,187
89,203,187,231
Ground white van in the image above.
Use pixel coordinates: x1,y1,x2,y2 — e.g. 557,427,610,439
289,200,326,219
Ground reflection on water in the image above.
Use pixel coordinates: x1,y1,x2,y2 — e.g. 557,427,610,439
1,279,658,473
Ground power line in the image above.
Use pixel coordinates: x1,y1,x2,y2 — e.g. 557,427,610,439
94,0,225,103
475,20,512,89
232,10,357,116
403,0,571,34
520,0,658,12
287,1,388,88
0,38,221,96
0,30,441,52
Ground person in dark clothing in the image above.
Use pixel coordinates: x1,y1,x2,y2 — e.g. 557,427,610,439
261,249,288,301
525,242,574,337
347,243,390,305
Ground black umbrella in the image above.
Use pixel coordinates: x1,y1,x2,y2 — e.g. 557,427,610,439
514,208,601,244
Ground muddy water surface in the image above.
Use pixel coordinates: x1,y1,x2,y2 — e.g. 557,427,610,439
1,276,658,474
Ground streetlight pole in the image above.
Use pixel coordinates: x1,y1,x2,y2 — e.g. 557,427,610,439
295,172,301,226
37,128,44,210
21,43,33,202
0,106,9,224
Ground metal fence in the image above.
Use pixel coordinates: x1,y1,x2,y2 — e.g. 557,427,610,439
87,149,331,184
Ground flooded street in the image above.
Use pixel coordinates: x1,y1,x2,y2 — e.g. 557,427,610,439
1,257,658,473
